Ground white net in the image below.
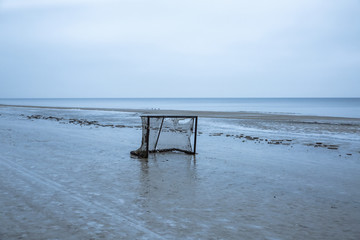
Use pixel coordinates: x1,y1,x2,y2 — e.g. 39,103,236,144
131,116,197,158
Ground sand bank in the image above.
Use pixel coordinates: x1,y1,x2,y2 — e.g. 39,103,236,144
2,103,360,121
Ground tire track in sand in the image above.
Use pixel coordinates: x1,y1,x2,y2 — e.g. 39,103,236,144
0,157,165,239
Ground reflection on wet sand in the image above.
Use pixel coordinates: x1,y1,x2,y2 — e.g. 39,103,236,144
136,153,197,210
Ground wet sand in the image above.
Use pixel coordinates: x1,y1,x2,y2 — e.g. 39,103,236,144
1,106,360,239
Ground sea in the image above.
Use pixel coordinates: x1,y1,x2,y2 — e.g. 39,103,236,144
0,98,360,118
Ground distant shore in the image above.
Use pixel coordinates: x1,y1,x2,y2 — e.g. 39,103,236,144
1,104,360,122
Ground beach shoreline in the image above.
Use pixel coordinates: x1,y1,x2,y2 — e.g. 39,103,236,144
2,104,360,121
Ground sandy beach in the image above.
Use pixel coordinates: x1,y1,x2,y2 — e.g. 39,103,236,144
1,105,359,239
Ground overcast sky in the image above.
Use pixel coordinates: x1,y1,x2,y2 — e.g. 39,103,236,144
0,0,359,98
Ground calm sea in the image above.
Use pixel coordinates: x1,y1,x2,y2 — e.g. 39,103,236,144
0,98,360,118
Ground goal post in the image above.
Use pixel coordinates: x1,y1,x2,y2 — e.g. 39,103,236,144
131,115,198,158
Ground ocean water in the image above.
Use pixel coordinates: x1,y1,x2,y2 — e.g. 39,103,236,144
1,98,360,118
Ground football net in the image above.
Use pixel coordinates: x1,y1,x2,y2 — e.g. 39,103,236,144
131,116,198,158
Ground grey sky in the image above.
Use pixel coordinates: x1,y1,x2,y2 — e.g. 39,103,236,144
0,0,359,98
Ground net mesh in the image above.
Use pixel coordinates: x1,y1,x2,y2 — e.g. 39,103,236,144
131,116,195,158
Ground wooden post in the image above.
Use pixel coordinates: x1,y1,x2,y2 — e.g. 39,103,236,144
193,116,198,154
145,116,150,158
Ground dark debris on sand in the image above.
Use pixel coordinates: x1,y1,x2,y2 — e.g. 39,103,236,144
208,130,345,153
25,114,137,129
